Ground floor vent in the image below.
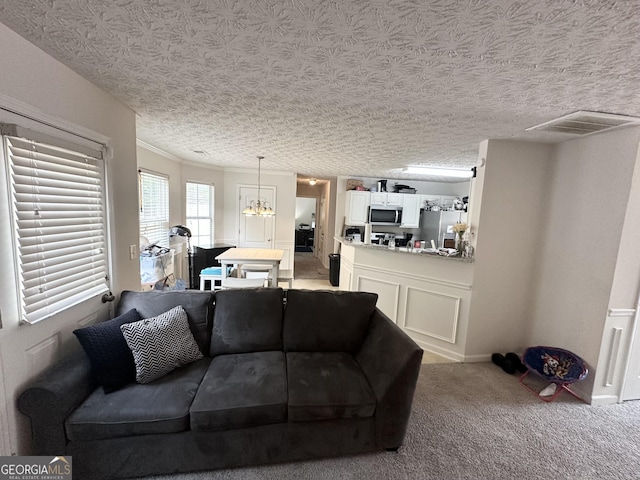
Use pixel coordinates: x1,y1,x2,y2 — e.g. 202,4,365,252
526,111,640,136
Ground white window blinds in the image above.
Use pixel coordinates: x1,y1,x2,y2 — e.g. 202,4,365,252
139,170,169,247
186,182,214,246
4,134,109,324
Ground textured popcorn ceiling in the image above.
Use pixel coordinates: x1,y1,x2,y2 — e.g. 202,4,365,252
0,0,639,181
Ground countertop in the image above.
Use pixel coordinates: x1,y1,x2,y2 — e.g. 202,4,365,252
335,237,474,263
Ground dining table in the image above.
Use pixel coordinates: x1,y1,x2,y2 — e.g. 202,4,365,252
215,248,284,287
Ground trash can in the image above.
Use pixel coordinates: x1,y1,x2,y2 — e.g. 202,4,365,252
328,253,340,287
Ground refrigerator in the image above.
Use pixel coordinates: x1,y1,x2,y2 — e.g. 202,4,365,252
417,211,467,248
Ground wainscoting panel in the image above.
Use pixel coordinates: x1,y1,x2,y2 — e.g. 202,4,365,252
356,276,400,323
404,286,460,344
274,241,294,271
25,333,61,377
591,308,636,404
77,312,98,328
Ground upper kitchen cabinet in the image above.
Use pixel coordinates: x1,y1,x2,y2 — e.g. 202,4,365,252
345,190,370,226
370,192,403,207
400,194,421,228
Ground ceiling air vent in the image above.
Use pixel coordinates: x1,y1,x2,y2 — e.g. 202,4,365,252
526,111,640,136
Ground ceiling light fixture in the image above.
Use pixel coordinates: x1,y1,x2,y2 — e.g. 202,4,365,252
403,166,474,178
309,178,317,186
242,156,275,217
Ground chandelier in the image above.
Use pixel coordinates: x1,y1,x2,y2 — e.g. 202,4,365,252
242,156,275,216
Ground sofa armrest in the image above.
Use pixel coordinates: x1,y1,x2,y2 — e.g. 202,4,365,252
18,350,97,454
356,309,423,449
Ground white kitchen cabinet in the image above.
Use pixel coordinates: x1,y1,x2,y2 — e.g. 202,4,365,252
386,193,403,207
400,194,421,228
345,190,370,226
370,192,387,206
370,192,403,207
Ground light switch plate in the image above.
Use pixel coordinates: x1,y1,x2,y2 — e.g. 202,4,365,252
129,244,137,260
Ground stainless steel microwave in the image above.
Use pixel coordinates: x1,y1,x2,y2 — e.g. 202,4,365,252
368,206,402,225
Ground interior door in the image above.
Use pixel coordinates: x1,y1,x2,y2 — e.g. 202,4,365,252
238,186,275,248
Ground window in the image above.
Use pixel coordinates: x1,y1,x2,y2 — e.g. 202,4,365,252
2,128,109,324
186,182,214,246
139,170,169,247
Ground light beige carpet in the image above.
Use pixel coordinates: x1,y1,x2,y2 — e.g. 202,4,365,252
142,362,640,480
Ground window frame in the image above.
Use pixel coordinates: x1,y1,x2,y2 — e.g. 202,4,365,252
138,169,170,248
185,181,215,247
1,123,110,324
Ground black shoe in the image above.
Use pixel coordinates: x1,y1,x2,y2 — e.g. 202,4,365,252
505,352,527,373
491,353,516,374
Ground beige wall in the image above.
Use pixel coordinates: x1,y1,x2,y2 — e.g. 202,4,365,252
0,23,139,293
222,169,297,248
527,129,640,359
0,23,138,454
467,130,640,402
466,140,553,358
137,147,296,276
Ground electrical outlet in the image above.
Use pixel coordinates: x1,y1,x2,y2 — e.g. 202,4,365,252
129,244,137,260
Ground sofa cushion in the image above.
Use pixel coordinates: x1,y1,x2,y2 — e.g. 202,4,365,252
73,308,141,393
211,288,284,355
283,290,378,353
117,290,214,356
287,352,376,422
65,358,211,441
121,306,204,383
190,351,287,431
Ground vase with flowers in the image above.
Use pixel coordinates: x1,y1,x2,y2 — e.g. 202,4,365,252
452,222,467,256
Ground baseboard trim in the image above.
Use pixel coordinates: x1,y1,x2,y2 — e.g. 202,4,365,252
590,394,620,406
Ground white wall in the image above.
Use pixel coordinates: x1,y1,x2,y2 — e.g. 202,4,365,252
222,169,296,248
135,151,297,270
137,145,227,282
345,175,471,196
0,22,138,454
526,128,640,398
608,142,640,402
465,140,553,358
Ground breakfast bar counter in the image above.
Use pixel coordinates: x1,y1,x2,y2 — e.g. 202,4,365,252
335,237,475,362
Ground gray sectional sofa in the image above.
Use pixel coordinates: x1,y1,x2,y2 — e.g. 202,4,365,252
18,288,423,479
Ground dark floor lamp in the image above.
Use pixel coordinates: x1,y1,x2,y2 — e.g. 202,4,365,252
169,225,193,289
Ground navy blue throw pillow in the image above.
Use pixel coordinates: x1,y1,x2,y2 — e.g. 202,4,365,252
74,308,141,393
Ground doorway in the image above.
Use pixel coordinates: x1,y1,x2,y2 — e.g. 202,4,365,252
237,185,275,248
295,197,316,253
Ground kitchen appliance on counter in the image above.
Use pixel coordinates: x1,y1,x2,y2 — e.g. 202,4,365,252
345,227,362,242
393,233,413,247
368,206,403,226
369,232,384,244
418,211,467,249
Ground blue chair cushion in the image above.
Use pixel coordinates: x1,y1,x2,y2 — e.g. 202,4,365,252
200,266,232,276
522,346,588,384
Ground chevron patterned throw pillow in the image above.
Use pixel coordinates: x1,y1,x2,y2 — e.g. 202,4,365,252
120,305,204,383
